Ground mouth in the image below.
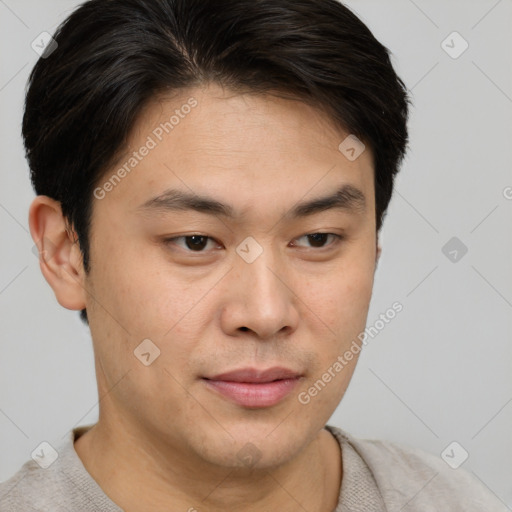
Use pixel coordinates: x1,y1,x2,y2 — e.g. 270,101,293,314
202,367,303,408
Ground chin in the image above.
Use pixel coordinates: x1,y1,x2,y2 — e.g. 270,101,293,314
190,420,313,471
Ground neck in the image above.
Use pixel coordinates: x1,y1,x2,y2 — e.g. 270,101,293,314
74,419,342,512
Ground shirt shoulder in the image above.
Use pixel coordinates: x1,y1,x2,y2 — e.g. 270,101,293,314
0,428,122,512
327,425,508,512
0,458,68,512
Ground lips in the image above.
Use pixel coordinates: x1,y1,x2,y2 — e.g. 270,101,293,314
202,367,303,408
206,367,302,383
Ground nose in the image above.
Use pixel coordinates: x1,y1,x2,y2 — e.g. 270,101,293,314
219,244,300,339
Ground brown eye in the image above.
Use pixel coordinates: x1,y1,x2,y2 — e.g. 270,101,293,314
307,233,330,247
164,235,220,252
184,235,209,251
292,233,342,249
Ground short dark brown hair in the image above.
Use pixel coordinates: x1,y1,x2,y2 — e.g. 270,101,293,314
22,0,411,323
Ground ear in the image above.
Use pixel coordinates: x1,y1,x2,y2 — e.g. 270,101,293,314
28,196,87,311
375,239,382,271
376,243,382,262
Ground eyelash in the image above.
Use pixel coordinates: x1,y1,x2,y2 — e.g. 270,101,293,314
162,232,344,253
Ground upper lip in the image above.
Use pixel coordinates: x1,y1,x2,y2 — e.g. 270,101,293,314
204,367,302,383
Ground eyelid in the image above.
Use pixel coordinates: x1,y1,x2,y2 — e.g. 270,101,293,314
290,232,343,249
163,234,222,253
163,232,343,253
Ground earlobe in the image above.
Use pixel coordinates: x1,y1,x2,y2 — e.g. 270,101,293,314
375,243,382,271
28,196,87,311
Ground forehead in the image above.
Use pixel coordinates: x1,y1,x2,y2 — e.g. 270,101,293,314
95,83,375,219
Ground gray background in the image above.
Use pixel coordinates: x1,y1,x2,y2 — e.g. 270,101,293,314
1,0,511,507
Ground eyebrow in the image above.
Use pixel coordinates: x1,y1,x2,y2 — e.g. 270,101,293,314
136,183,366,219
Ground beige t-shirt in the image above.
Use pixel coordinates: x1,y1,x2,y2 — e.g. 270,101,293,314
0,424,507,511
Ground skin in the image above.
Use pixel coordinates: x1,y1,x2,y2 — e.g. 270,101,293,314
29,83,381,512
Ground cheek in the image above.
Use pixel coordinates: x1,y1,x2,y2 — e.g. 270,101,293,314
297,248,375,395
305,260,374,331
88,229,174,332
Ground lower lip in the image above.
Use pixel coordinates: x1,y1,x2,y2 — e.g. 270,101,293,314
203,378,301,408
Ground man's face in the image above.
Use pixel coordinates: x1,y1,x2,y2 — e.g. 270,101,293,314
84,83,377,469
